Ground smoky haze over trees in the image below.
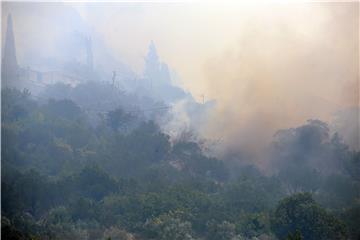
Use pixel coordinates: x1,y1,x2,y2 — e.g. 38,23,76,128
1,2,360,240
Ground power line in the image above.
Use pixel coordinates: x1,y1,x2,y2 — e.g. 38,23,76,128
83,106,171,115
30,93,172,115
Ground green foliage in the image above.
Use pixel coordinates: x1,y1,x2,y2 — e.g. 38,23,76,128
2,88,359,240
2,216,30,240
102,227,133,240
286,230,303,240
223,175,283,217
344,151,360,181
271,193,347,240
278,165,322,193
69,197,100,221
70,165,119,200
317,174,360,209
172,141,229,181
341,204,360,240
106,108,134,131
271,120,353,194
235,212,271,238
207,220,237,240
43,99,83,121
144,212,195,240
1,88,34,122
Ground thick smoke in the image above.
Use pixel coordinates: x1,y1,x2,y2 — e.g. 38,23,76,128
200,2,359,159
2,2,358,161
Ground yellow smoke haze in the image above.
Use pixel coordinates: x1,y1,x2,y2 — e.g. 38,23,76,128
2,2,359,156
87,2,358,155
199,2,359,156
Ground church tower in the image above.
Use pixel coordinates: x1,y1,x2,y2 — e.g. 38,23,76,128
85,36,93,71
2,14,19,87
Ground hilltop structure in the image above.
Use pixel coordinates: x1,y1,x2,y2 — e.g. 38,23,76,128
1,14,95,93
143,41,188,103
2,14,19,88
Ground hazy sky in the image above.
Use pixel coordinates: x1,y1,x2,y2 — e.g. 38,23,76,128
73,1,358,153
2,1,359,153
66,2,358,103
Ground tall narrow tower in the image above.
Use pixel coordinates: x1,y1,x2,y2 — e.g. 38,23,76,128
144,41,160,79
2,14,19,86
85,36,93,71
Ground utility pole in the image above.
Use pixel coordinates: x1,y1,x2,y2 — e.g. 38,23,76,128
112,71,116,87
200,94,205,104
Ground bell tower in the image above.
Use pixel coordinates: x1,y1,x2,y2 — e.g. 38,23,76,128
2,14,19,87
